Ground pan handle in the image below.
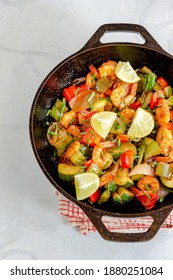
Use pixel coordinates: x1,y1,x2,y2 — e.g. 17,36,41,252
79,204,173,242
81,23,167,54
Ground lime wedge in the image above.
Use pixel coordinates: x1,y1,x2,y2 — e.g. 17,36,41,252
91,111,117,138
127,107,154,138
74,172,100,200
115,61,140,83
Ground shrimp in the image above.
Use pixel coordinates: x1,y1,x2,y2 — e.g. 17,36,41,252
61,141,80,161
66,125,81,138
110,86,127,109
98,60,117,79
123,82,138,108
119,108,135,124
60,110,77,128
156,124,173,144
137,176,160,193
155,99,170,126
156,123,173,159
92,146,113,170
159,139,173,159
86,72,96,88
99,162,119,187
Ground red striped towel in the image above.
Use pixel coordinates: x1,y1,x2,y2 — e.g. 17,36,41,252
57,192,173,235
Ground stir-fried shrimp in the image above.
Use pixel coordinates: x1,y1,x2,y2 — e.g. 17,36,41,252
123,82,137,108
138,176,160,193
46,60,173,210
60,110,77,128
66,125,81,138
92,146,113,170
110,86,127,109
156,124,173,159
98,60,117,79
159,139,173,159
156,124,173,144
99,163,119,187
62,141,80,160
155,99,170,126
119,108,135,124
86,72,96,88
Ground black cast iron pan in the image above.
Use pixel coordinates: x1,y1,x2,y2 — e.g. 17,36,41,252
29,23,173,242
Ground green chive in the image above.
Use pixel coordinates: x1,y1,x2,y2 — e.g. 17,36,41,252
58,98,66,121
145,184,150,191
151,161,157,168
104,161,110,169
74,88,80,96
117,138,121,147
144,192,151,199
69,118,75,124
88,91,95,111
92,73,97,83
159,196,164,203
87,138,91,146
46,109,51,116
48,130,57,136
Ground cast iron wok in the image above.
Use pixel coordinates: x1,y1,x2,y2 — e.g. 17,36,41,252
29,23,173,242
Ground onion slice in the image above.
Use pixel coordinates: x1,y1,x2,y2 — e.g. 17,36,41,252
69,90,99,112
129,163,154,177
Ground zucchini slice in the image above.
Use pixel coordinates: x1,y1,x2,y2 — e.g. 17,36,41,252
58,163,84,181
160,176,173,189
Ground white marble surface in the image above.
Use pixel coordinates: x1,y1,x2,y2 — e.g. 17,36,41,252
1,0,173,260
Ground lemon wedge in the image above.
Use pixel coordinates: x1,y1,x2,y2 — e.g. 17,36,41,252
74,172,100,200
127,107,154,138
91,111,117,139
115,61,140,83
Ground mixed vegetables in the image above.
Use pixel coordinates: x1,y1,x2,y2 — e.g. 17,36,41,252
46,60,173,210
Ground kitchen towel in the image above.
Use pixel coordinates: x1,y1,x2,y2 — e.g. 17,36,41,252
57,192,173,235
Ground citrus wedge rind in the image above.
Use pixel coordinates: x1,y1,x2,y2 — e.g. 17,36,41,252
127,107,154,138
115,61,140,83
91,111,117,139
74,172,100,201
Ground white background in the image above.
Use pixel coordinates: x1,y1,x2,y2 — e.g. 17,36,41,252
1,0,173,260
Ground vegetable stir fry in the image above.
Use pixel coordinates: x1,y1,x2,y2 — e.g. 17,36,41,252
46,60,173,210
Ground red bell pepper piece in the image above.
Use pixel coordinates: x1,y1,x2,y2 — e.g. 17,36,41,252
84,159,93,168
130,187,158,210
120,150,134,168
157,76,168,88
150,91,159,109
63,85,76,102
63,84,89,102
90,189,101,203
78,83,89,93
150,90,164,109
130,99,141,110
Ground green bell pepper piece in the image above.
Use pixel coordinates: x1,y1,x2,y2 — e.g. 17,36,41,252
96,77,113,93
155,162,172,179
50,98,68,121
145,72,157,91
144,140,161,161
